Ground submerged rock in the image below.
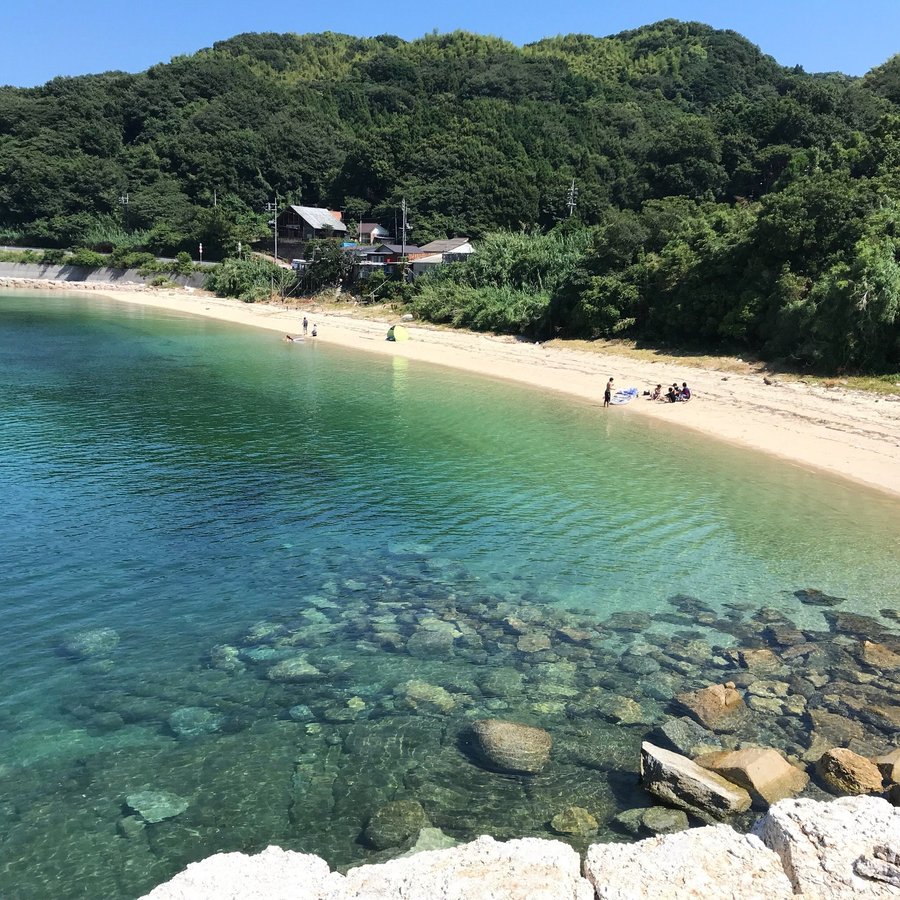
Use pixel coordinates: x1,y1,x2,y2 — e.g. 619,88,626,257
395,679,457,715
648,716,723,758
674,683,747,732
363,799,430,850
406,625,457,658
550,806,598,837
516,632,552,653
816,748,884,795
209,643,244,673
168,706,222,739
59,627,120,659
640,742,752,821
478,667,524,698
640,806,690,835
266,655,326,683
397,827,460,857
125,790,189,824
794,588,846,607
470,719,552,775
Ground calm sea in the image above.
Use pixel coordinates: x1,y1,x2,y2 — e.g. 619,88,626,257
1,292,898,897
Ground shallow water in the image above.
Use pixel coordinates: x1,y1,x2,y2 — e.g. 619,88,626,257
1,292,898,898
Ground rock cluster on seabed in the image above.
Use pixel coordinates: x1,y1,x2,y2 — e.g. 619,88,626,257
38,548,900,897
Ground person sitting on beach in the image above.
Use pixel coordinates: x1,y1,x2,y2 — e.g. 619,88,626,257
649,384,662,401
680,382,692,401
666,385,678,402
311,324,318,337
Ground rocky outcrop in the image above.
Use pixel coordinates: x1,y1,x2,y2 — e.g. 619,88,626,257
469,719,552,775
331,835,593,900
142,845,337,899
817,747,885,795
753,796,900,897
674,683,746,732
143,797,900,900
584,824,794,900
875,748,900,784
695,748,809,809
640,742,752,821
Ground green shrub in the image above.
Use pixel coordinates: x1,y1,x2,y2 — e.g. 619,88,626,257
40,249,67,265
173,251,194,276
109,248,157,269
205,257,292,302
67,248,108,268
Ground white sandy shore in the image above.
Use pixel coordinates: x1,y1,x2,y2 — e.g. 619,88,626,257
6,279,900,499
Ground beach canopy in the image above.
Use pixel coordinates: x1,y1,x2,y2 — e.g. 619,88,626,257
387,325,410,342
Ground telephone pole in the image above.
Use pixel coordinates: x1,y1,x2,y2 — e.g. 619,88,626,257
265,195,279,262
566,178,578,218
400,198,408,257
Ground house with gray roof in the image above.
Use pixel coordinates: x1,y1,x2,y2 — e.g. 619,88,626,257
276,206,348,241
418,237,475,263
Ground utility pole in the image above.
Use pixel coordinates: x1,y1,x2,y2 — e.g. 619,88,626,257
566,178,578,218
265,195,279,263
400,198,408,258
119,191,129,230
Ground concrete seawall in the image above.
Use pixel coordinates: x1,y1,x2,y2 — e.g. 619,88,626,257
0,262,207,290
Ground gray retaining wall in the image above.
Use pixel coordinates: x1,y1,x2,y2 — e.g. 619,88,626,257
0,262,208,290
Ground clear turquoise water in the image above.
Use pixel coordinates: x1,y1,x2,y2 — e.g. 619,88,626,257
1,292,898,898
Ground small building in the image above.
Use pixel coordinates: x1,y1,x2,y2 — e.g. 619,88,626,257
357,222,392,244
418,237,475,263
276,206,348,241
410,253,445,277
371,243,428,262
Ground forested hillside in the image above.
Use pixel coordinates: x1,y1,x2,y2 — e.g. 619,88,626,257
2,20,899,369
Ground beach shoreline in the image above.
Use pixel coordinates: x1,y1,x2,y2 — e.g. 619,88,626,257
5,278,900,499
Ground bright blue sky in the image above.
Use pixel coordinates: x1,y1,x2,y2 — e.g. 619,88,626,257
3,0,898,87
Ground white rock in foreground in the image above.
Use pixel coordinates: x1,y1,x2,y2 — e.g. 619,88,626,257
753,795,900,898
324,835,593,900
141,845,338,899
584,824,793,900
142,797,900,900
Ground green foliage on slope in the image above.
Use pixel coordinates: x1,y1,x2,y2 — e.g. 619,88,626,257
1,21,898,368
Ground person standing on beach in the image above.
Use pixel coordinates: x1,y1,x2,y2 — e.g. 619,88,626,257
604,377,614,408
302,317,308,335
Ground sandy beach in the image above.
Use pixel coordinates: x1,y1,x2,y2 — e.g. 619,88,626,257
6,278,900,499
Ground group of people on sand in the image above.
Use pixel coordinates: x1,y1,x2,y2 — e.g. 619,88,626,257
648,382,691,402
603,377,692,407
285,317,317,341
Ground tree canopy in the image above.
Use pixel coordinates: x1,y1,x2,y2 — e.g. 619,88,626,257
1,20,899,370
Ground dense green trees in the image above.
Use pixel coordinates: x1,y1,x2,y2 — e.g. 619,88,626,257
1,20,899,369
